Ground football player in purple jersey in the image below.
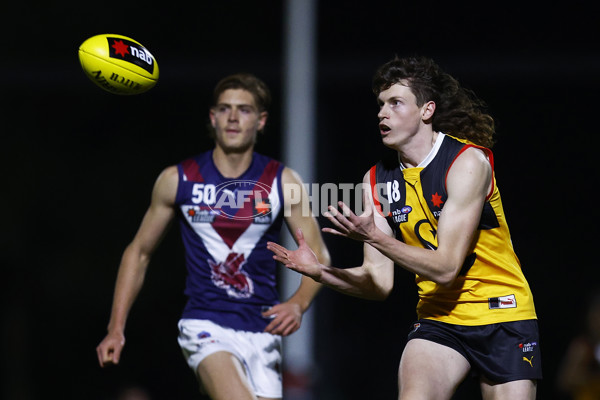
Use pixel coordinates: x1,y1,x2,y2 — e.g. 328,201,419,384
96,73,330,400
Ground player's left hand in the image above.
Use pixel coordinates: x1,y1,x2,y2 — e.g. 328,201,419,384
262,302,302,336
322,200,377,242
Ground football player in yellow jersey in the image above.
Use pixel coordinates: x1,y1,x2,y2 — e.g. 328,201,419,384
267,56,541,399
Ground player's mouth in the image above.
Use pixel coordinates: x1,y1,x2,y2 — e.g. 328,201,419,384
379,124,391,135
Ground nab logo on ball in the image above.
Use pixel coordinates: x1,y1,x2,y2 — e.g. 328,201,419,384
78,33,159,95
108,37,155,74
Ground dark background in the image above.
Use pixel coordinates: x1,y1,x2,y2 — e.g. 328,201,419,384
2,1,599,399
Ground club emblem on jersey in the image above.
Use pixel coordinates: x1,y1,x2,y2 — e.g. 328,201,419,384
415,219,438,250
209,252,254,298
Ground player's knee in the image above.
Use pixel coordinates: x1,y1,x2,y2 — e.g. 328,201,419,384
196,352,255,400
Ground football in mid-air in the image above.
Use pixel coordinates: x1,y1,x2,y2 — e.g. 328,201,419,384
78,34,159,95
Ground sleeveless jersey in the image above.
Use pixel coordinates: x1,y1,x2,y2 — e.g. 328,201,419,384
370,134,537,326
175,151,285,332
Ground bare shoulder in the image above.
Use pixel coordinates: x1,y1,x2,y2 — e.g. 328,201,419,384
451,146,492,178
156,165,179,186
281,166,304,185
458,146,491,167
447,147,492,197
152,165,179,204
362,169,372,184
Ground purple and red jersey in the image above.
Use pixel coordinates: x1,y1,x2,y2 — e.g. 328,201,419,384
175,151,285,332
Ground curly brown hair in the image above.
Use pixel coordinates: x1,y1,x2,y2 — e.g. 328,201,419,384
372,56,495,148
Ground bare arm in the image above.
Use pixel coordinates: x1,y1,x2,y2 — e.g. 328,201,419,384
96,166,178,366
267,170,395,301
263,167,331,335
324,147,492,287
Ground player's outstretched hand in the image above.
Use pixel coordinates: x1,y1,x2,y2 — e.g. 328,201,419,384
96,331,125,367
322,200,376,243
267,228,322,282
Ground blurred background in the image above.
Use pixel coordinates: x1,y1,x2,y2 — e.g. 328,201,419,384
2,1,599,399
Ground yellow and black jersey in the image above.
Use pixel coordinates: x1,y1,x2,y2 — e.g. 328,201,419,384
369,133,537,326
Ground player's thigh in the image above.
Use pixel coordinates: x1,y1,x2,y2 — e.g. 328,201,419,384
196,350,257,400
399,338,471,400
480,377,536,400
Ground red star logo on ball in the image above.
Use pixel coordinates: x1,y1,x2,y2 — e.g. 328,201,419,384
111,39,130,57
431,192,444,208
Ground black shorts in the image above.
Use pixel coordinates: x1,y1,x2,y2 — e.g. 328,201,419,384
407,319,542,383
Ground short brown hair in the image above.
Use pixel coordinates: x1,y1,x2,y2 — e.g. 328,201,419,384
212,73,271,113
207,73,271,139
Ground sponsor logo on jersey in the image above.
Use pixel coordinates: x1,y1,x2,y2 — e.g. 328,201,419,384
522,356,534,367
185,207,218,223
108,37,155,73
392,205,412,224
253,198,272,224
519,342,537,353
488,294,517,309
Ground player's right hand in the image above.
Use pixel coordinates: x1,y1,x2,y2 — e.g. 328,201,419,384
96,331,125,367
267,228,322,281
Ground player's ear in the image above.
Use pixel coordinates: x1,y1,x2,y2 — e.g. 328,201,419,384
209,108,217,127
257,111,268,131
421,101,436,121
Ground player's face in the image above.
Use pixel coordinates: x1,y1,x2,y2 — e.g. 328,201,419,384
377,83,430,150
210,89,267,153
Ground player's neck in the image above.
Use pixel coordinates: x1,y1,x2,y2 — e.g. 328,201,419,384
397,130,439,168
212,145,254,178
